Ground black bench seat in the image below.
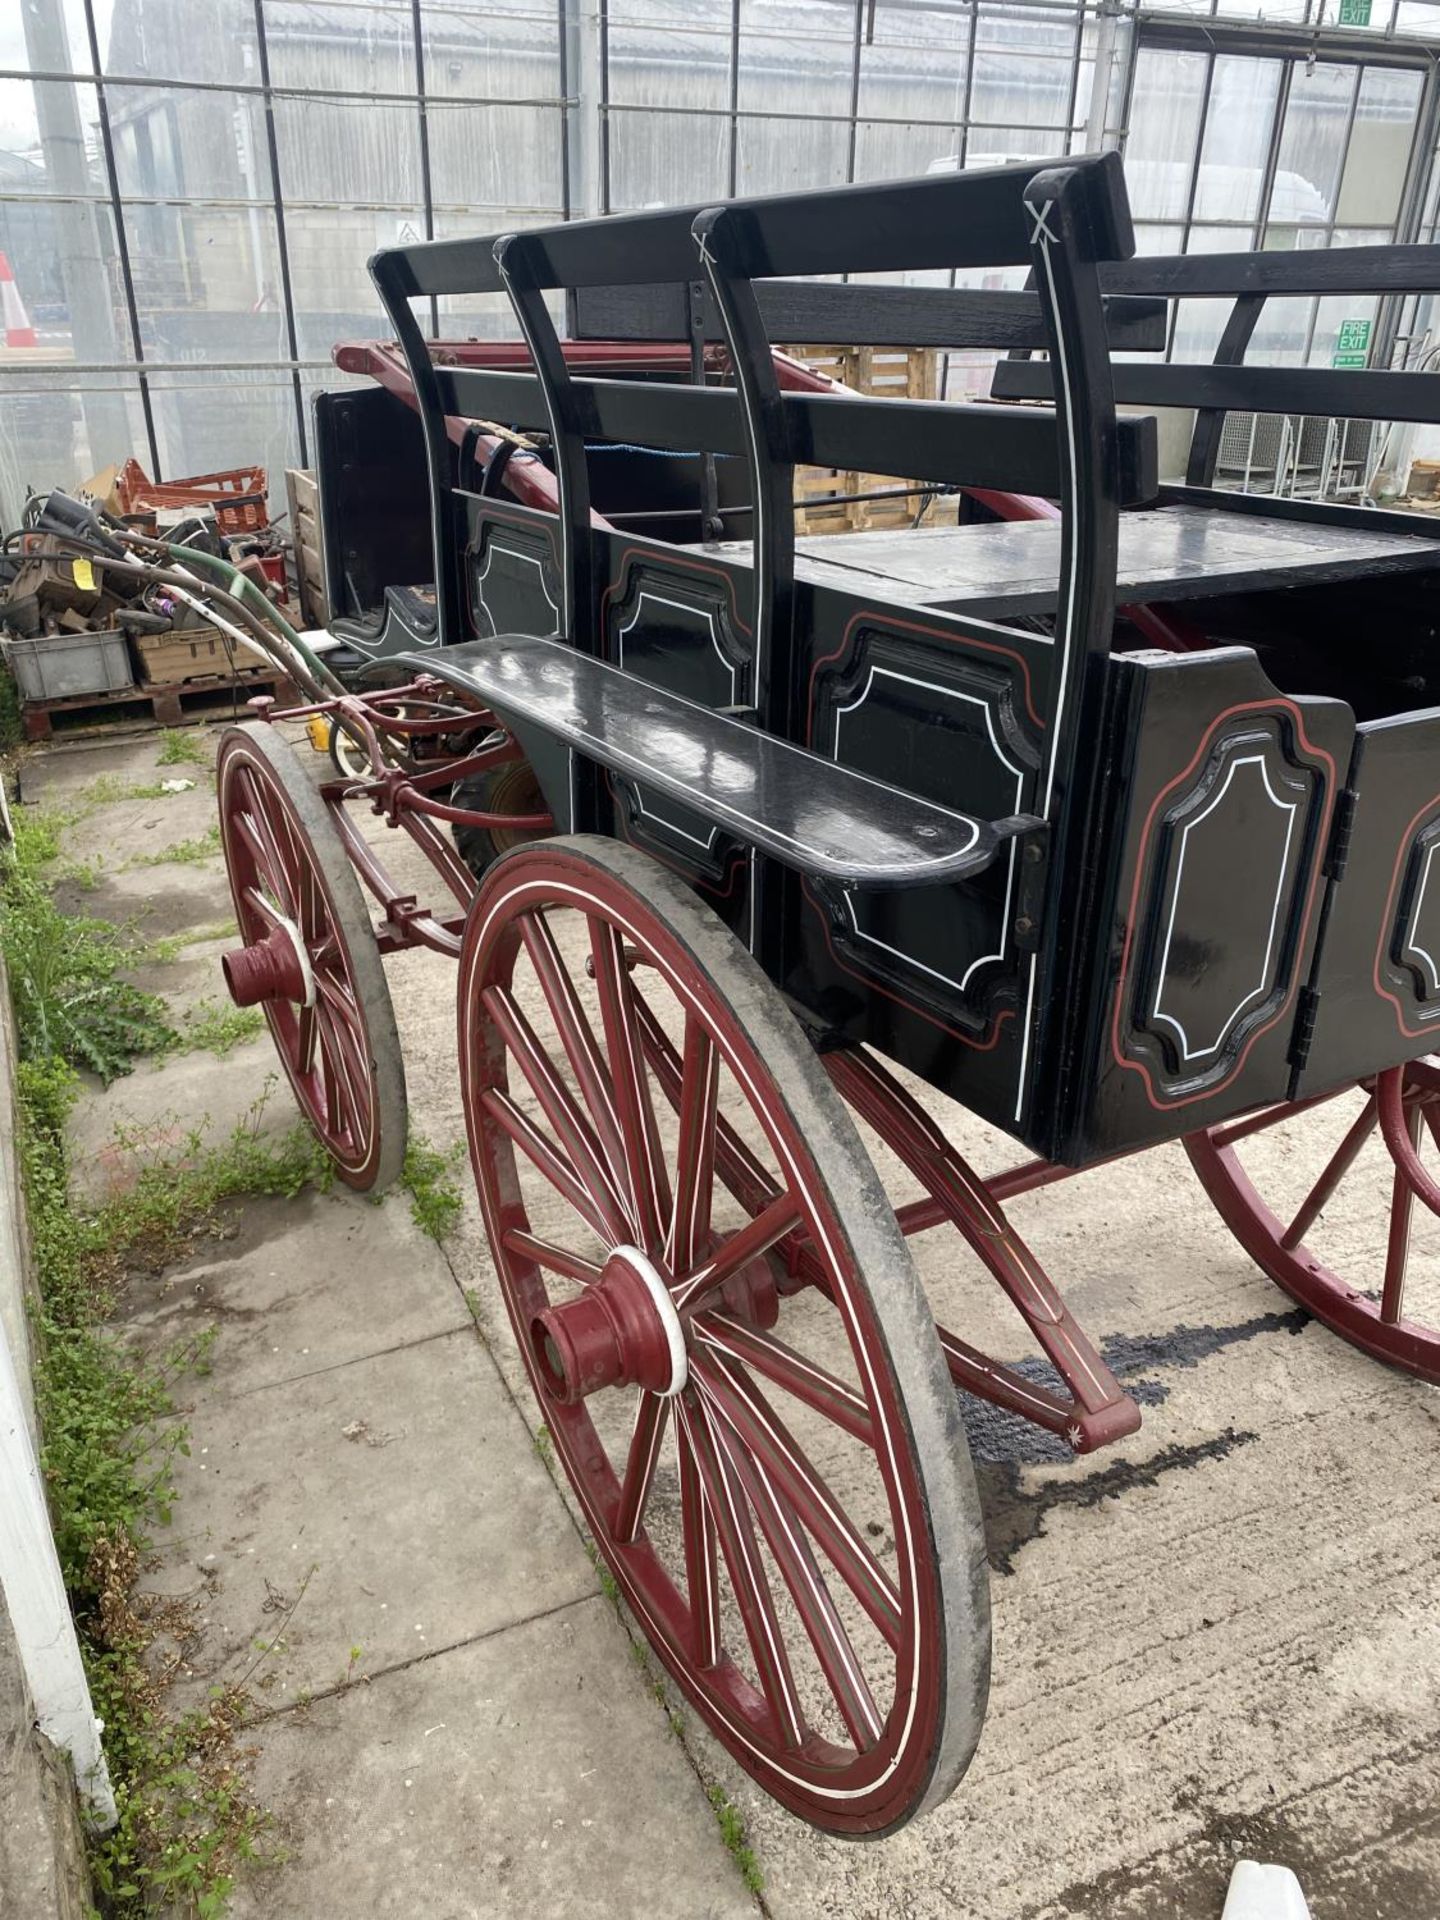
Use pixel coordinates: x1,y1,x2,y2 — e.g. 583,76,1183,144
397,635,1037,890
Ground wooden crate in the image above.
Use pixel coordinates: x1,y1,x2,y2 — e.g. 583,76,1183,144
781,344,958,536
131,625,270,686
286,467,330,628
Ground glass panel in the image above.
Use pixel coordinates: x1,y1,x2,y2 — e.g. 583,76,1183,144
607,107,729,211
970,5,1078,137
856,3,970,123
1191,56,1282,225
1268,61,1357,231
147,371,300,505
263,3,417,93
104,0,258,84
427,101,564,214
108,87,274,201
1336,66,1422,227
852,119,960,184
1249,293,1313,365
132,205,289,366
1123,47,1208,220
607,22,731,111
272,93,420,203
0,374,144,524
0,78,104,195
734,112,849,194
286,205,425,357
422,4,561,101
736,0,853,118
0,198,127,362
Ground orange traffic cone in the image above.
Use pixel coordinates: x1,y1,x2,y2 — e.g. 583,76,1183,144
0,254,38,348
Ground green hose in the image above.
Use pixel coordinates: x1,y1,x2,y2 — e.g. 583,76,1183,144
160,542,345,697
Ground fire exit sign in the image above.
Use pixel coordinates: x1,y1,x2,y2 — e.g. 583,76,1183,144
1339,0,1371,23
1333,317,1371,368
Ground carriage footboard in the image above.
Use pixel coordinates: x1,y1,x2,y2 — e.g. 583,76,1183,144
396,635,1041,890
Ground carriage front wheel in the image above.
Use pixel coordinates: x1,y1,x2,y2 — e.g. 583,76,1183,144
1186,1061,1440,1384
216,721,407,1193
457,837,989,1834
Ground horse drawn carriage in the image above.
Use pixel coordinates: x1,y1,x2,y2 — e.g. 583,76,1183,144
211,153,1440,1835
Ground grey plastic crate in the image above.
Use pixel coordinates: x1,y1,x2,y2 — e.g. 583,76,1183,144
2,628,135,704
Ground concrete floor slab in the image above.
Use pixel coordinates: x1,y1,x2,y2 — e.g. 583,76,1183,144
24,726,1438,1917
114,1189,472,1397
226,1599,758,1920
140,1328,597,1710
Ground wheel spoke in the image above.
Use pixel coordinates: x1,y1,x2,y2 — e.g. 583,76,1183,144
667,1016,718,1273
636,995,781,1220
517,911,627,1178
708,1386,884,1751
1209,1081,1354,1150
691,1352,902,1650
674,1193,803,1313
317,999,365,1136
480,1087,615,1244
295,1002,318,1076
677,1396,807,1751
1382,1099,1423,1324
484,985,632,1240
693,1313,874,1448
502,1229,603,1289
588,919,671,1251
237,770,297,913
315,1008,349,1138
614,1392,670,1543
676,1408,721,1669
1281,1094,1378,1250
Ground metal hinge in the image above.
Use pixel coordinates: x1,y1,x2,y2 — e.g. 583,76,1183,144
1324,786,1359,881
1012,821,1051,954
1288,983,1321,1074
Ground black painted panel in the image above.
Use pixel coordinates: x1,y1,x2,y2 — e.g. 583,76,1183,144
1064,645,1354,1162
1297,708,1440,1095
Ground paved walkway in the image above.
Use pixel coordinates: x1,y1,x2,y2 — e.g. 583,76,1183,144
27,725,1440,1920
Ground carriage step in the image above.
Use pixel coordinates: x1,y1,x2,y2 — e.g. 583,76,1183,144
398,634,1041,890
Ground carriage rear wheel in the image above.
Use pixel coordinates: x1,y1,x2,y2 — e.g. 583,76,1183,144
1185,1061,1440,1383
217,721,407,1193
457,836,989,1834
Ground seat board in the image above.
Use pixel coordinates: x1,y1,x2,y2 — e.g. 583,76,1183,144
397,635,1024,889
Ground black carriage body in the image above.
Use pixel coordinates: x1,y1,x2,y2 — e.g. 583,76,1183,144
357,159,1440,1168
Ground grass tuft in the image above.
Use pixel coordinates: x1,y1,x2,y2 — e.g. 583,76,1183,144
707,1785,764,1894
157,729,210,768
395,1133,466,1242
2,808,175,1081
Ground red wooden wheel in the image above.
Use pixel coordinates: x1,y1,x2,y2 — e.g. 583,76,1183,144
1185,1061,1440,1383
217,721,407,1193
458,837,989,1835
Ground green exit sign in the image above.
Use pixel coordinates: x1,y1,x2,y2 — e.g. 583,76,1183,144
1333,317,1371,367
1339,0,1371,24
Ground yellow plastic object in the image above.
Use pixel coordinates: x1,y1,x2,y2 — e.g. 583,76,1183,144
306,714,333,755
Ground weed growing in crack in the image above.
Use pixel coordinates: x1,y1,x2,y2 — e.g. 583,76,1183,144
707,1785,764,1895
393,1133,465,1242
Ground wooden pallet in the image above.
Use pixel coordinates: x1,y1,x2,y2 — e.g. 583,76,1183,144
21,667,299,742
782,343,959,536
286,467,330,628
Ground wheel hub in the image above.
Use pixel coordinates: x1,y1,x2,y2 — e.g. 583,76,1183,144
531,1245,687,1404
222,914,315,1009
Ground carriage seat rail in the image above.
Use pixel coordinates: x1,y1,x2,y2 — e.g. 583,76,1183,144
396,636,1041,891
